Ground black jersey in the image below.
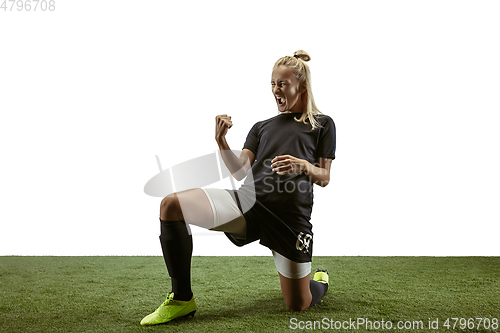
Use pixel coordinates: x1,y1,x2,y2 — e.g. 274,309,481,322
235,112,336,221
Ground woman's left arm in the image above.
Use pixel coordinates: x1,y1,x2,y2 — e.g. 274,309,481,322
271,155,332,187
305,157,332,187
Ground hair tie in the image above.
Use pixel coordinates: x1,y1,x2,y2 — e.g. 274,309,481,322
293,54,300,59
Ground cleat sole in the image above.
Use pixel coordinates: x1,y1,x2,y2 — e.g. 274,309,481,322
183,310,196,319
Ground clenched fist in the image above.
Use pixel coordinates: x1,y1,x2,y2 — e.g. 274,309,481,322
215,114,233,143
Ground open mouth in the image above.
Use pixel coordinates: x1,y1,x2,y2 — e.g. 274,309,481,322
277,97,285,105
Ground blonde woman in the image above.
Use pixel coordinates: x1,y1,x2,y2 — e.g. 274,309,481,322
141,50,336,326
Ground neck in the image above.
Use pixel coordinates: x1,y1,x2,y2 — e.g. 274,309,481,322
290,94,306,113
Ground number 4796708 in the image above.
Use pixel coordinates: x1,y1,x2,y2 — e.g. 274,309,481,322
1,0,56,11
443,318,498,330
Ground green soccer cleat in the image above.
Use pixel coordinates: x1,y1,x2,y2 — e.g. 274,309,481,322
313,269,329,285
140,292,196,326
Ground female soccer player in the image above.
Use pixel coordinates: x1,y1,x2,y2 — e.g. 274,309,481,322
141,50,336,325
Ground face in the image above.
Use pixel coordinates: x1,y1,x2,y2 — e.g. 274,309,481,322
271,65,306,113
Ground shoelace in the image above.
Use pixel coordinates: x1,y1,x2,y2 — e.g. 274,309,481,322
160,293,175,307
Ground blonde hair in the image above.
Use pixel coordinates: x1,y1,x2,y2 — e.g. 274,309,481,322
273,50,324,130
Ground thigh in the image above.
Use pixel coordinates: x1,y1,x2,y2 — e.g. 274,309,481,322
278,271,312,309
175,187,246,234
175,188,214,229
273,250,312,311
272,250,311,280
203,188,247,236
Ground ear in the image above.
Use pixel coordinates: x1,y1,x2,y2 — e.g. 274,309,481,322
300,85,307,94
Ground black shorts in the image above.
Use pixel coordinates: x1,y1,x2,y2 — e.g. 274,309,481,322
223,189,313,263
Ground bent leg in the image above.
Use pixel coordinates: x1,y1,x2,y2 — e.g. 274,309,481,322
274,251,328,311
158,188,212,302
158,188,246,302
278,272,312,312
160,188,246,234
160,188,213,229
273,250,312,311
279,272,328,311
159,219,193,301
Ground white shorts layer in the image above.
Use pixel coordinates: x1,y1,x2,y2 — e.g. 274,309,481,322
201,188,245,230
272,250,311,279
202,188,247,236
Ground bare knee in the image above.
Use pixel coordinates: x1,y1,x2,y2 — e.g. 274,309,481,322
284,297,310,312
160,194,184,221
278,272,312,312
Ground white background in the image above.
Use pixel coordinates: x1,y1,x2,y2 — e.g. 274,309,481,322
1,0,499,256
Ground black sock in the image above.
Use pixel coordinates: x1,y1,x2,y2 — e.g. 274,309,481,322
159,219,193,301
309,280,328,307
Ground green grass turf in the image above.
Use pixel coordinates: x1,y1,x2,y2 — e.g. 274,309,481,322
0,257,499,333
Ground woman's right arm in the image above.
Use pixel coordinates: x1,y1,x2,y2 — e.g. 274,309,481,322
215,114,255,181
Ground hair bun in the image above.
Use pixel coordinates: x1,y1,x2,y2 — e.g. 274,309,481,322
293,50,311,62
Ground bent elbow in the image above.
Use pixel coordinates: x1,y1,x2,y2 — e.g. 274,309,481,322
234,175,244,182
232,170,247,182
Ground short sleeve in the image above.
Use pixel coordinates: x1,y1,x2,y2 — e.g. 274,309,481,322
242,122,260,156
315,116,336,160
